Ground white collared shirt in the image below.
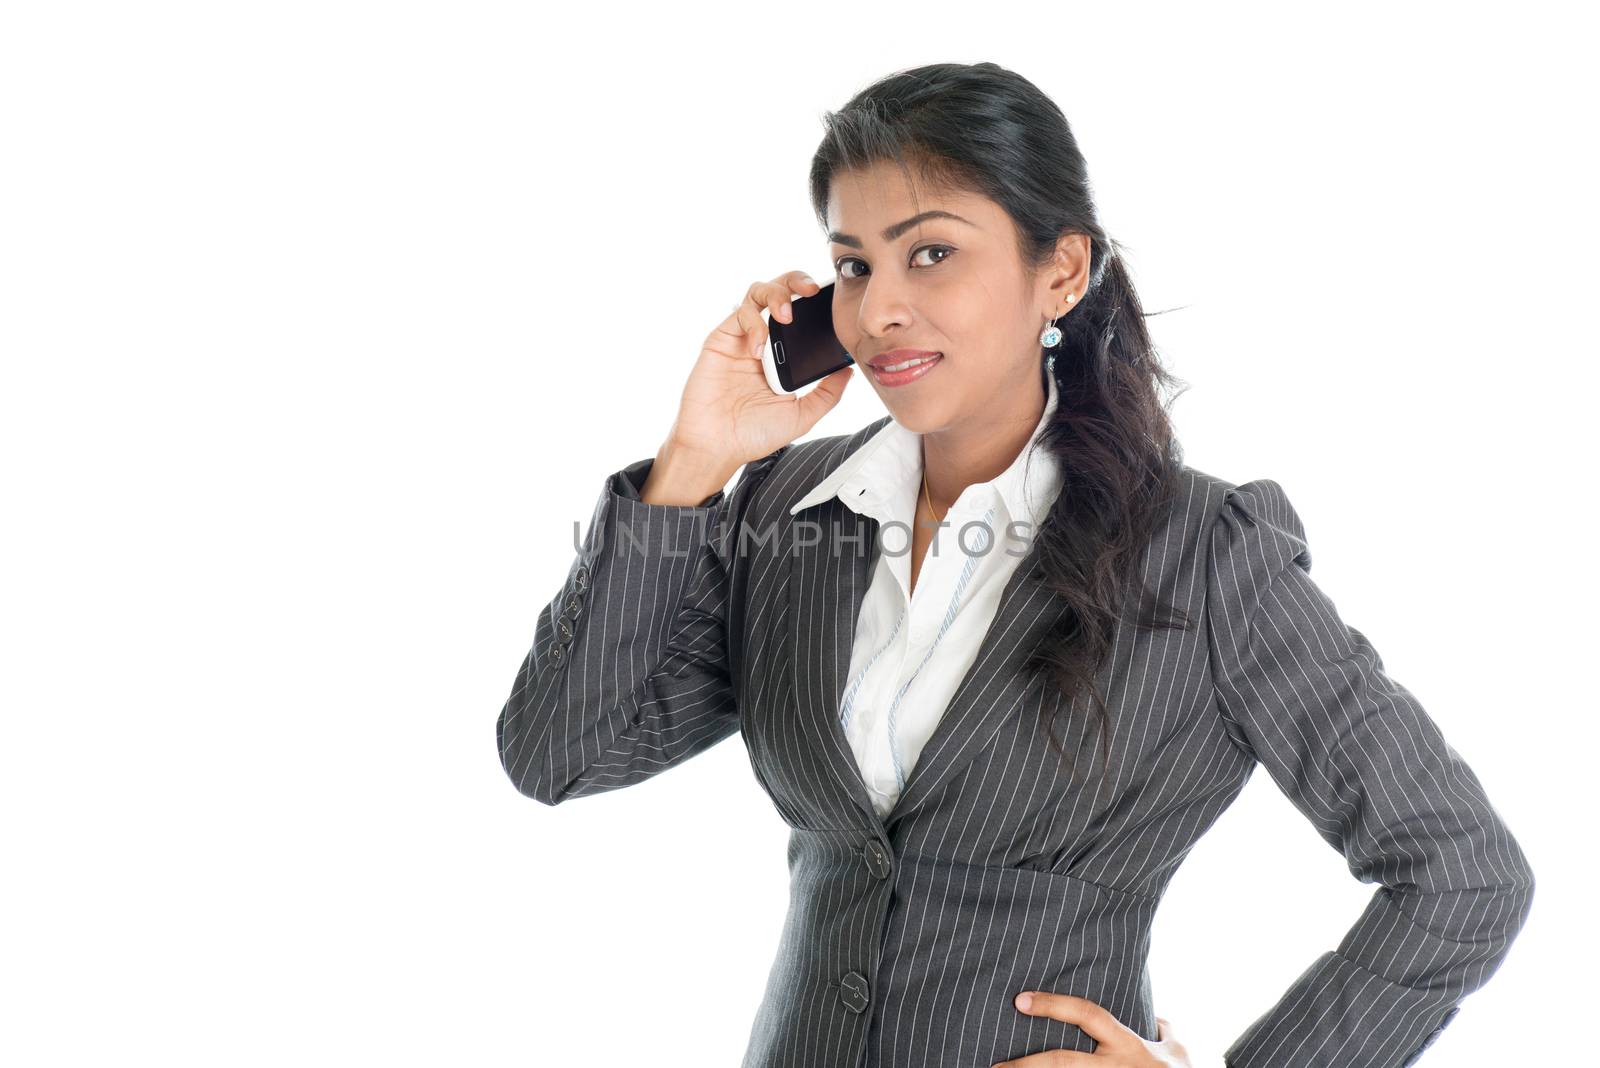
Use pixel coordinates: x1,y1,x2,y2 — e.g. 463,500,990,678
787,372,1064,818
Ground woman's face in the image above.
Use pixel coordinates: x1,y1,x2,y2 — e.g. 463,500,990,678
825,161,1067,435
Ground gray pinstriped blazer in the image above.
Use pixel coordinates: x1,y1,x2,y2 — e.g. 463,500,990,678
497,415,1535,1068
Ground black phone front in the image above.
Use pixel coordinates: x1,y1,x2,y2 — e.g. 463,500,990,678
768,281,853,392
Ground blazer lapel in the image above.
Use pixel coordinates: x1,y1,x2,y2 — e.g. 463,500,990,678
788,498,885,823
787,497,1069,829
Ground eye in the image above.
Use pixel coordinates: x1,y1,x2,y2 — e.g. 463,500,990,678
834,244,955,281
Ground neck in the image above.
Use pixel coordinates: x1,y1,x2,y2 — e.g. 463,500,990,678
919,376,1048,518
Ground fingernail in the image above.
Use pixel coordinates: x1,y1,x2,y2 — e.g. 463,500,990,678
781,301,792,319
801,274,815,284
1015,992,1033,1011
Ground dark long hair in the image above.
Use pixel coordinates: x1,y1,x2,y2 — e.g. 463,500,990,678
808,62,1193,790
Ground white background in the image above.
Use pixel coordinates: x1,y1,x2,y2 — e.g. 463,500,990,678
3,2,1592,1065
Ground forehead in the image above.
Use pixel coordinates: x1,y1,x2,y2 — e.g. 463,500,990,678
825,160,993,231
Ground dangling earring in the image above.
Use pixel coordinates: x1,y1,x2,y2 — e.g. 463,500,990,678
1039,292,1076,348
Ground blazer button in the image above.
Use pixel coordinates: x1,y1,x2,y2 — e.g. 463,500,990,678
564,592,584,617
574,566,590,592
839,971,870,1014
862,840,892,880
548,643,566,665
556,618,574,643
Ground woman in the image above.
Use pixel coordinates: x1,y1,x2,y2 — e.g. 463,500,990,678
496,62,1534,1068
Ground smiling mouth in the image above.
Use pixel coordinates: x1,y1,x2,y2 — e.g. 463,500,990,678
875,354,941,372
868,352,944,387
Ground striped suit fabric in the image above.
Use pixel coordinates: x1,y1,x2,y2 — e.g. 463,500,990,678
496,414,1535,1068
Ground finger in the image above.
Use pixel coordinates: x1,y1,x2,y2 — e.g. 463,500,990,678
715,272,825,360
786,269,823,298
771,269,822,304
991,1051,1096,1068
795,364,852,426
747,276,794,329
732,289,777,359
707,298,769,361
1013,992,1131,1047
1152,1016,1187,1057
746,271,821,345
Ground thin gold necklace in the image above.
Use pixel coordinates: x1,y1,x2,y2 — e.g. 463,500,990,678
921,465,946,524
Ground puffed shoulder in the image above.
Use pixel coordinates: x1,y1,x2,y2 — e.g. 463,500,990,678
1206,479,1314,617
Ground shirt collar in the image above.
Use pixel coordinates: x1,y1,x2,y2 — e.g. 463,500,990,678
788,370,1062,535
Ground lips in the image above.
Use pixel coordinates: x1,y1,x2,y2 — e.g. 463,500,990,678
869,350,942,371
867,351,944,387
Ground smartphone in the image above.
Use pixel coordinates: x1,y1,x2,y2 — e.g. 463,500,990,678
760,280,853,394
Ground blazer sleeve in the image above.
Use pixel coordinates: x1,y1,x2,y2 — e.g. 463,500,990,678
496,444,789,806
1205,480,1535,1068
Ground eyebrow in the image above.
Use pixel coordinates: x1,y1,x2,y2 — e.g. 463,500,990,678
828,210,976,249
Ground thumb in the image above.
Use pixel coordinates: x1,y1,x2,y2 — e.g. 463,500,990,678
796,363,853,428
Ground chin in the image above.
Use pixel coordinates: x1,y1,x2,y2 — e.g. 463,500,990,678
882,393,952,434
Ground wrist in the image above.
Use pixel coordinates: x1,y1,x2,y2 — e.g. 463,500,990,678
641,439,738,507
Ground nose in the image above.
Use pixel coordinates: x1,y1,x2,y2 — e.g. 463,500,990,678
853,279,916,338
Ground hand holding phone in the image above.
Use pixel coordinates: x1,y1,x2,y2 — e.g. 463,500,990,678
663,270,855,479
759,280,855,395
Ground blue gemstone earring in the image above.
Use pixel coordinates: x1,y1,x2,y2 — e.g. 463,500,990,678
1039,292,1076,348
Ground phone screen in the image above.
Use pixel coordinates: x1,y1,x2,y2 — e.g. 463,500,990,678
766,281,853,393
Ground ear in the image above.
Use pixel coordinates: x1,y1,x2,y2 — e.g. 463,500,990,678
1040,231,1092,316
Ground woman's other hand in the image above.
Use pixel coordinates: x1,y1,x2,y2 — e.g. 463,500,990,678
993,992,1193,1067
667,270,854,473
